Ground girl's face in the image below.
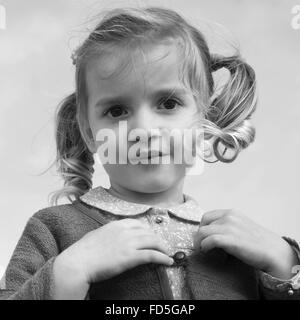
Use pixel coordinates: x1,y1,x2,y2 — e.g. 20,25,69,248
85,41,202,194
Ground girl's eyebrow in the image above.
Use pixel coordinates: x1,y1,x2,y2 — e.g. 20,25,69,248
94,87,189,108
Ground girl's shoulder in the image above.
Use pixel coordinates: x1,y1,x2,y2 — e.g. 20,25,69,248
31,199,105,232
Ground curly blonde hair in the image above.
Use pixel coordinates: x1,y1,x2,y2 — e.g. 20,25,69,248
48,6,257,206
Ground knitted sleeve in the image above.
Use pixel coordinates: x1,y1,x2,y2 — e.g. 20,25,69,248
258,236,300,300
0,216,59,300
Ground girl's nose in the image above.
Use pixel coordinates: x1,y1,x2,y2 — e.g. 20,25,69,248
131,106,154,131
128,106,165,144
129,107,156,137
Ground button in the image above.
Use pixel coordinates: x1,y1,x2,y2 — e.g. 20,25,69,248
174,251,186,260
155,216,164,224
288,288,294,296
172,251,187,266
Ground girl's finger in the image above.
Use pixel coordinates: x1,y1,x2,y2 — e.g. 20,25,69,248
200,234,232,253
135,234,170,255
199,210,229,227
193,224,225,249
137,249,174,266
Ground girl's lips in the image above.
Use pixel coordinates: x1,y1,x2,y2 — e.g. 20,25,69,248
147,150,163,159
129,150,170,161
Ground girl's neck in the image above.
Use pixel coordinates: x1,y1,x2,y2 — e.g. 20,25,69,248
107,180,185,208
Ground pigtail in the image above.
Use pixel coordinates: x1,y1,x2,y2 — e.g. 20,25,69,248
49,93,94,206
204,54,257,163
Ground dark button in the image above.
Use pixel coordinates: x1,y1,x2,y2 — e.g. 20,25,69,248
172,251,187,266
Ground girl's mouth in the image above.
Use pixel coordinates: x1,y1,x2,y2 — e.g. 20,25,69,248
147,150,163,159
129,150,169,162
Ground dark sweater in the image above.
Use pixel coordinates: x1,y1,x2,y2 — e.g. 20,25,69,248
0,199,299,300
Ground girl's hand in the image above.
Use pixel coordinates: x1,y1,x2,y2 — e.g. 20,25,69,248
193,209,299,279
55,218,173,286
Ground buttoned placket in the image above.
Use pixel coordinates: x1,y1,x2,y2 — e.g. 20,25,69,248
145,208,173,299
145,207,190,300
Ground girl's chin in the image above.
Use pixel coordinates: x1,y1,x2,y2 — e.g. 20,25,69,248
132,181,173,193
105,163,186,192
130,173,181,193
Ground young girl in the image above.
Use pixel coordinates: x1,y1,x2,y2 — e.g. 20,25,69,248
1,6,300,300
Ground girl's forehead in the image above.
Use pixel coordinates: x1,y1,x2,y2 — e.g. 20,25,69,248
85,42,185,93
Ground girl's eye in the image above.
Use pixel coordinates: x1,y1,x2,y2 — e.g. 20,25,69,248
158,98,182,111
104,106,128,118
